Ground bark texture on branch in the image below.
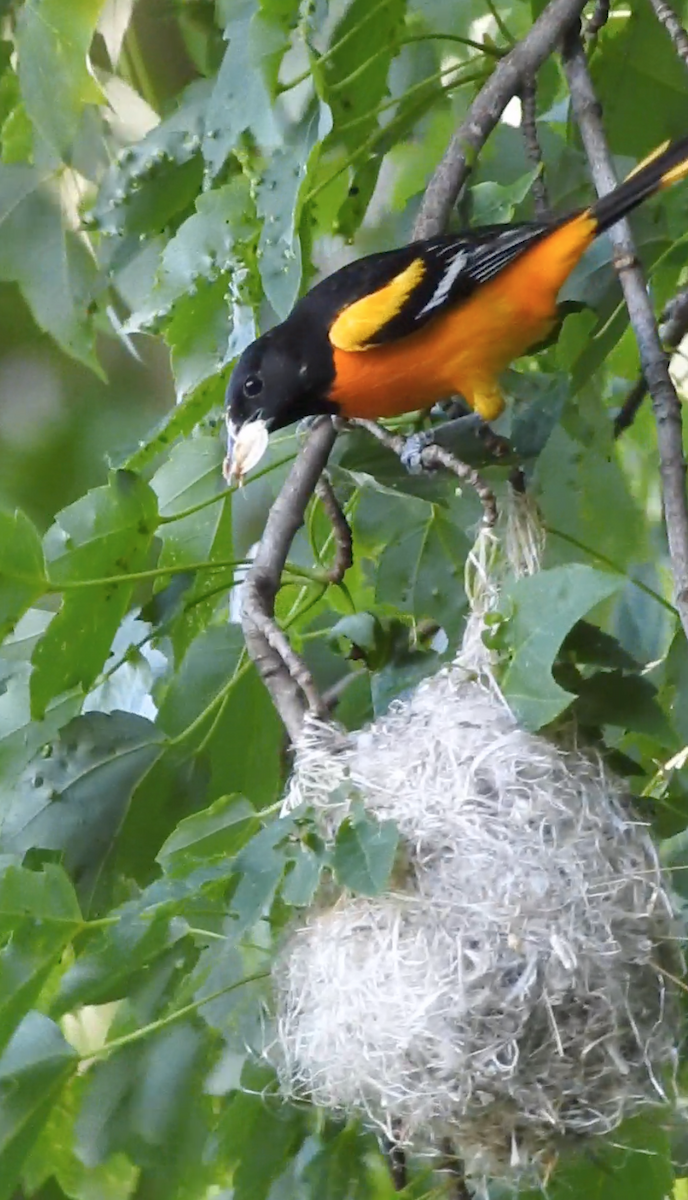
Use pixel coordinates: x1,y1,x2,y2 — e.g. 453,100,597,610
414,0,587,238
563,31,688,632
241,418,337,742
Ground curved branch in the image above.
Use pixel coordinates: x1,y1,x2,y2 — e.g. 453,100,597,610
241,418,337,741
414,0,587,238
563,30,688,633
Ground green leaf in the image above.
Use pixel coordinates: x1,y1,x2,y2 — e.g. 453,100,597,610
203,0,280,180
31,471,159,716
573,670,674,743
0,712,164,905
500,565,622,729
0,165,99,367
16,0,105,160
219,1090,307,1200
230,818,296,934
309,0,406,233
0,863,82,1057
333,811,398,896
0,860,81,931
150,434,233,655
120,373,227,475
0,666,81,786
128,178,259,398
156,793,258,872
256,101,332,318
376,503,469,643
125,1024,203,1150
0,1011,78,1200
0,508,47,639
521,1115,673,1200
91,79,208,237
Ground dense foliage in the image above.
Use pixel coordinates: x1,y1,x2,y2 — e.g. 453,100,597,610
1,0,688,1196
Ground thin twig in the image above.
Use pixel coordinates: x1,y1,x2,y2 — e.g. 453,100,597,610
241,418,337,741
352,418,498,527
520,75,550,217
387,1140,408,1191
584,0,611,41
563,29,688,635
614,286,688,436
315,474,353,584
440,1138,473,1200
414,0,588,238
647,0,688,69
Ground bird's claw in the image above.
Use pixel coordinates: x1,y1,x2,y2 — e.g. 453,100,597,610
399,430,437,474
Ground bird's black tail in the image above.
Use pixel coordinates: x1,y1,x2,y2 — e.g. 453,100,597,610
589,134,688,233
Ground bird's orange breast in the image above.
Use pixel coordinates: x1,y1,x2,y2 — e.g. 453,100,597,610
329,213,596,421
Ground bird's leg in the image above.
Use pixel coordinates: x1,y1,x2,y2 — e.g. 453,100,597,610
351,417,497,528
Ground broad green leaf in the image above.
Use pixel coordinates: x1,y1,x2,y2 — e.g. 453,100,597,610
126,1024,203,1149
592,6,688,152
308,0,406,233
256,101,332,318
0,666,81,786
573,670,674,744
0,711,164,905
150,434,233,656
0,1011,78,1200
0,165,99,366
520,1115,673,1200
31,471,159,716
91,79,209,237
302,1126,370,1200
377,503,469,643
500,565,622,729
229,817,296,935
203,0,280,180
0,861,81,1055
0,508,47,639
54,901,185,1012
16,0,105,160
156,793,257,871
21,1074,138,1200
333,811,399,896
190,939,268,1052
0,860,81,932
219,1090,308,1200
120,373,227,475
128,178,259,397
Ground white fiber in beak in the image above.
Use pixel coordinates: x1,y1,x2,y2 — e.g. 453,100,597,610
222,416,270,486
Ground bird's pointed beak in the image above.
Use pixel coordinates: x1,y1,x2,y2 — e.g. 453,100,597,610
222,415,270,486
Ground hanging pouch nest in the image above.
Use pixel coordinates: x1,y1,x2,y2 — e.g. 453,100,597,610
270,493,682,1184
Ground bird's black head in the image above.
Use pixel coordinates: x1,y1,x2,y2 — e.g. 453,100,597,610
223,324,338,481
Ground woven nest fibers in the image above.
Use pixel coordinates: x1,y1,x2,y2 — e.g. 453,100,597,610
273,670,682,1181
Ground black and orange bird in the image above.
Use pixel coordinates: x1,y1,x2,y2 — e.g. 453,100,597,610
224,136,688,480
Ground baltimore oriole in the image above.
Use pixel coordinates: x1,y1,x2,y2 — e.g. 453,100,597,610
224,135,688,481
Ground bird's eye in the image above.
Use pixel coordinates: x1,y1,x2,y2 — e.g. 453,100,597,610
243,374,263,399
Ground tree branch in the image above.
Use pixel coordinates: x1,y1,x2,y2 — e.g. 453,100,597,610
352,418,498,527
241,418,337,741
414,0,588,238
563,30,688,634
614,286,688,436
647,0,688,69
315,474,353,584
584,0,610,41
520,75,550,218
